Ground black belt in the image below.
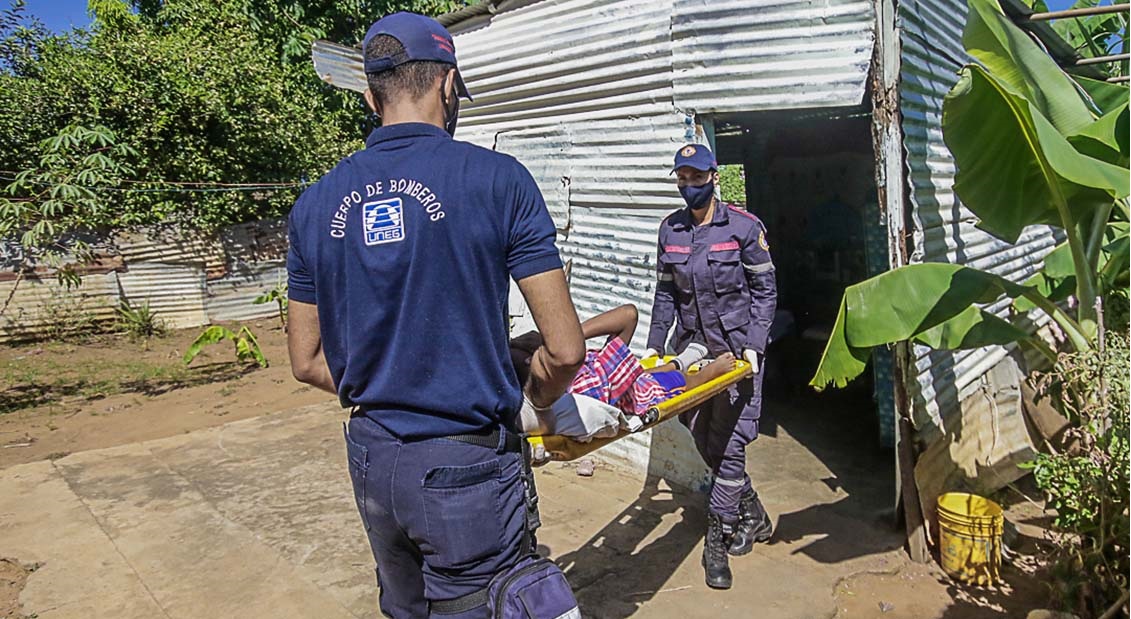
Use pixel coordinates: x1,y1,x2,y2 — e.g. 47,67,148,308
349,407,523,453
444,428,524,453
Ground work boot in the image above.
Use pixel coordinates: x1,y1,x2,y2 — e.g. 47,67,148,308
703,512,734,590
728,490,773,556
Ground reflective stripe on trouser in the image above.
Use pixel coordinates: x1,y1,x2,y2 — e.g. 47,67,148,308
344,415,528,618
679,368,762,522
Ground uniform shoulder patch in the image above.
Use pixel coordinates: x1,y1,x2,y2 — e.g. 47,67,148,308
758,229,769,251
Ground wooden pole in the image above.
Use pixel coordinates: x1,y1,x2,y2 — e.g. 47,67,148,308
898,413,931,562
892,340,930,563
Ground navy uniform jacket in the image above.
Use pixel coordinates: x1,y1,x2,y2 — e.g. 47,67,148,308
647,202,777,357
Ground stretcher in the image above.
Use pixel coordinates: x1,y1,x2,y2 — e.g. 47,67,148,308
526,358,754,462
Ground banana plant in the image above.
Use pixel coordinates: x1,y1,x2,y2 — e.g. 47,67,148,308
811,0,1129,390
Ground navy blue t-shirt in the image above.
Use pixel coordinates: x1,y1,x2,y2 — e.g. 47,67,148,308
286,123,562,439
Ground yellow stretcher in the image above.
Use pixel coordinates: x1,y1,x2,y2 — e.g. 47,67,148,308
526,358,754,462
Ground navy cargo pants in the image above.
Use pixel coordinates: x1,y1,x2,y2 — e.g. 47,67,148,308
344,414,527,618
679,363,762,523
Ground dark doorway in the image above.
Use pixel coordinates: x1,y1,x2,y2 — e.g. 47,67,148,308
712,108,895,450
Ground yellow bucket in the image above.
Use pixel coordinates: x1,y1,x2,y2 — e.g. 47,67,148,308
936,492,1003,585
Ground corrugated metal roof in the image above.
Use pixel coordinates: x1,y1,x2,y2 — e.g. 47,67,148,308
899,0,1060,441
671,0,875,113
454,0,677,129
113,228,221,268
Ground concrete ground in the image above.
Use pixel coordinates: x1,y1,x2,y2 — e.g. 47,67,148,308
0,396,1020,618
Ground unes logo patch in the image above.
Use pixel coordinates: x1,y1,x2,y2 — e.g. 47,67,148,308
681,146,696,157
363,197,405,246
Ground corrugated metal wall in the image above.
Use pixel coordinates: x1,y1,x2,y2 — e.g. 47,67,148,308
448,0,692,472
671,0,875,113
898,0,1060,442
0,220,288,342
449,0,685,347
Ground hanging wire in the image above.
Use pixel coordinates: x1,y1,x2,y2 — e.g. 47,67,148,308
0,172,306,194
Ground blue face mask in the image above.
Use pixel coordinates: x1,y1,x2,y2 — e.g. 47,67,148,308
680,180,714,211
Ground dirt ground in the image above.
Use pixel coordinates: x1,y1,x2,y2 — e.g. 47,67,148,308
0,327,1061,618
0,558,33,619
0,324,334,469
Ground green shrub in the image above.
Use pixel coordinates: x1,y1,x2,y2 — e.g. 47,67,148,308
182,325,267,368
116,298,165,342
253,278,287,330
1027,330,1129,616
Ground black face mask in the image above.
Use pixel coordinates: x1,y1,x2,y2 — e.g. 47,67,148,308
442,74,460,137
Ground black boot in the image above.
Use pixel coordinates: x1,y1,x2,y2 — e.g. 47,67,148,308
703,512,733,589
728,490,773,556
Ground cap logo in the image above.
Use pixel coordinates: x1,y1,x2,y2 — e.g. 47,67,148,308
681,146,696,157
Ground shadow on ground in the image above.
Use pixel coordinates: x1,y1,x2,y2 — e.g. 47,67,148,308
555,374,903,617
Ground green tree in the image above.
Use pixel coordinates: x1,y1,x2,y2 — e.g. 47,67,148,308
0,123,136,287
234,0,470,63
1,0,482,232
718,164,746,205
1,0,362,231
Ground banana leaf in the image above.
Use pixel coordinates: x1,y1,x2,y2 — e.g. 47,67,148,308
1016,222,1130,311
964,0,1095,135
811,264,1035,390
1075,76,1130,115
1068,102,1129,166
944,65,1130,244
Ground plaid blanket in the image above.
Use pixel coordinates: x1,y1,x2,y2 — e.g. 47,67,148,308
570,336,671,418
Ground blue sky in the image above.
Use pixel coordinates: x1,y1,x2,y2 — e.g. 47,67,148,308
26,0,90,33
28,0,1085,33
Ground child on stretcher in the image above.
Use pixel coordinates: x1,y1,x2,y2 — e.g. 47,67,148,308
510,305,737,439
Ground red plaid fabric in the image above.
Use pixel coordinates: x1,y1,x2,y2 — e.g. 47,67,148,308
570,337,673,418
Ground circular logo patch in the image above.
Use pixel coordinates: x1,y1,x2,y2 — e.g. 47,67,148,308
680,146,696,157
758,230,770,251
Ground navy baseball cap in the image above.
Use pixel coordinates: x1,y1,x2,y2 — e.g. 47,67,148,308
362,12,473,100
671,144,717,173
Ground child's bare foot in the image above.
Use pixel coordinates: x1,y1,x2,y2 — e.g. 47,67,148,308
697,353,737,382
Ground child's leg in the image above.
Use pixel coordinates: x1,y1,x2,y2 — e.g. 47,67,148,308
683,353,738,390
580,304,638,344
